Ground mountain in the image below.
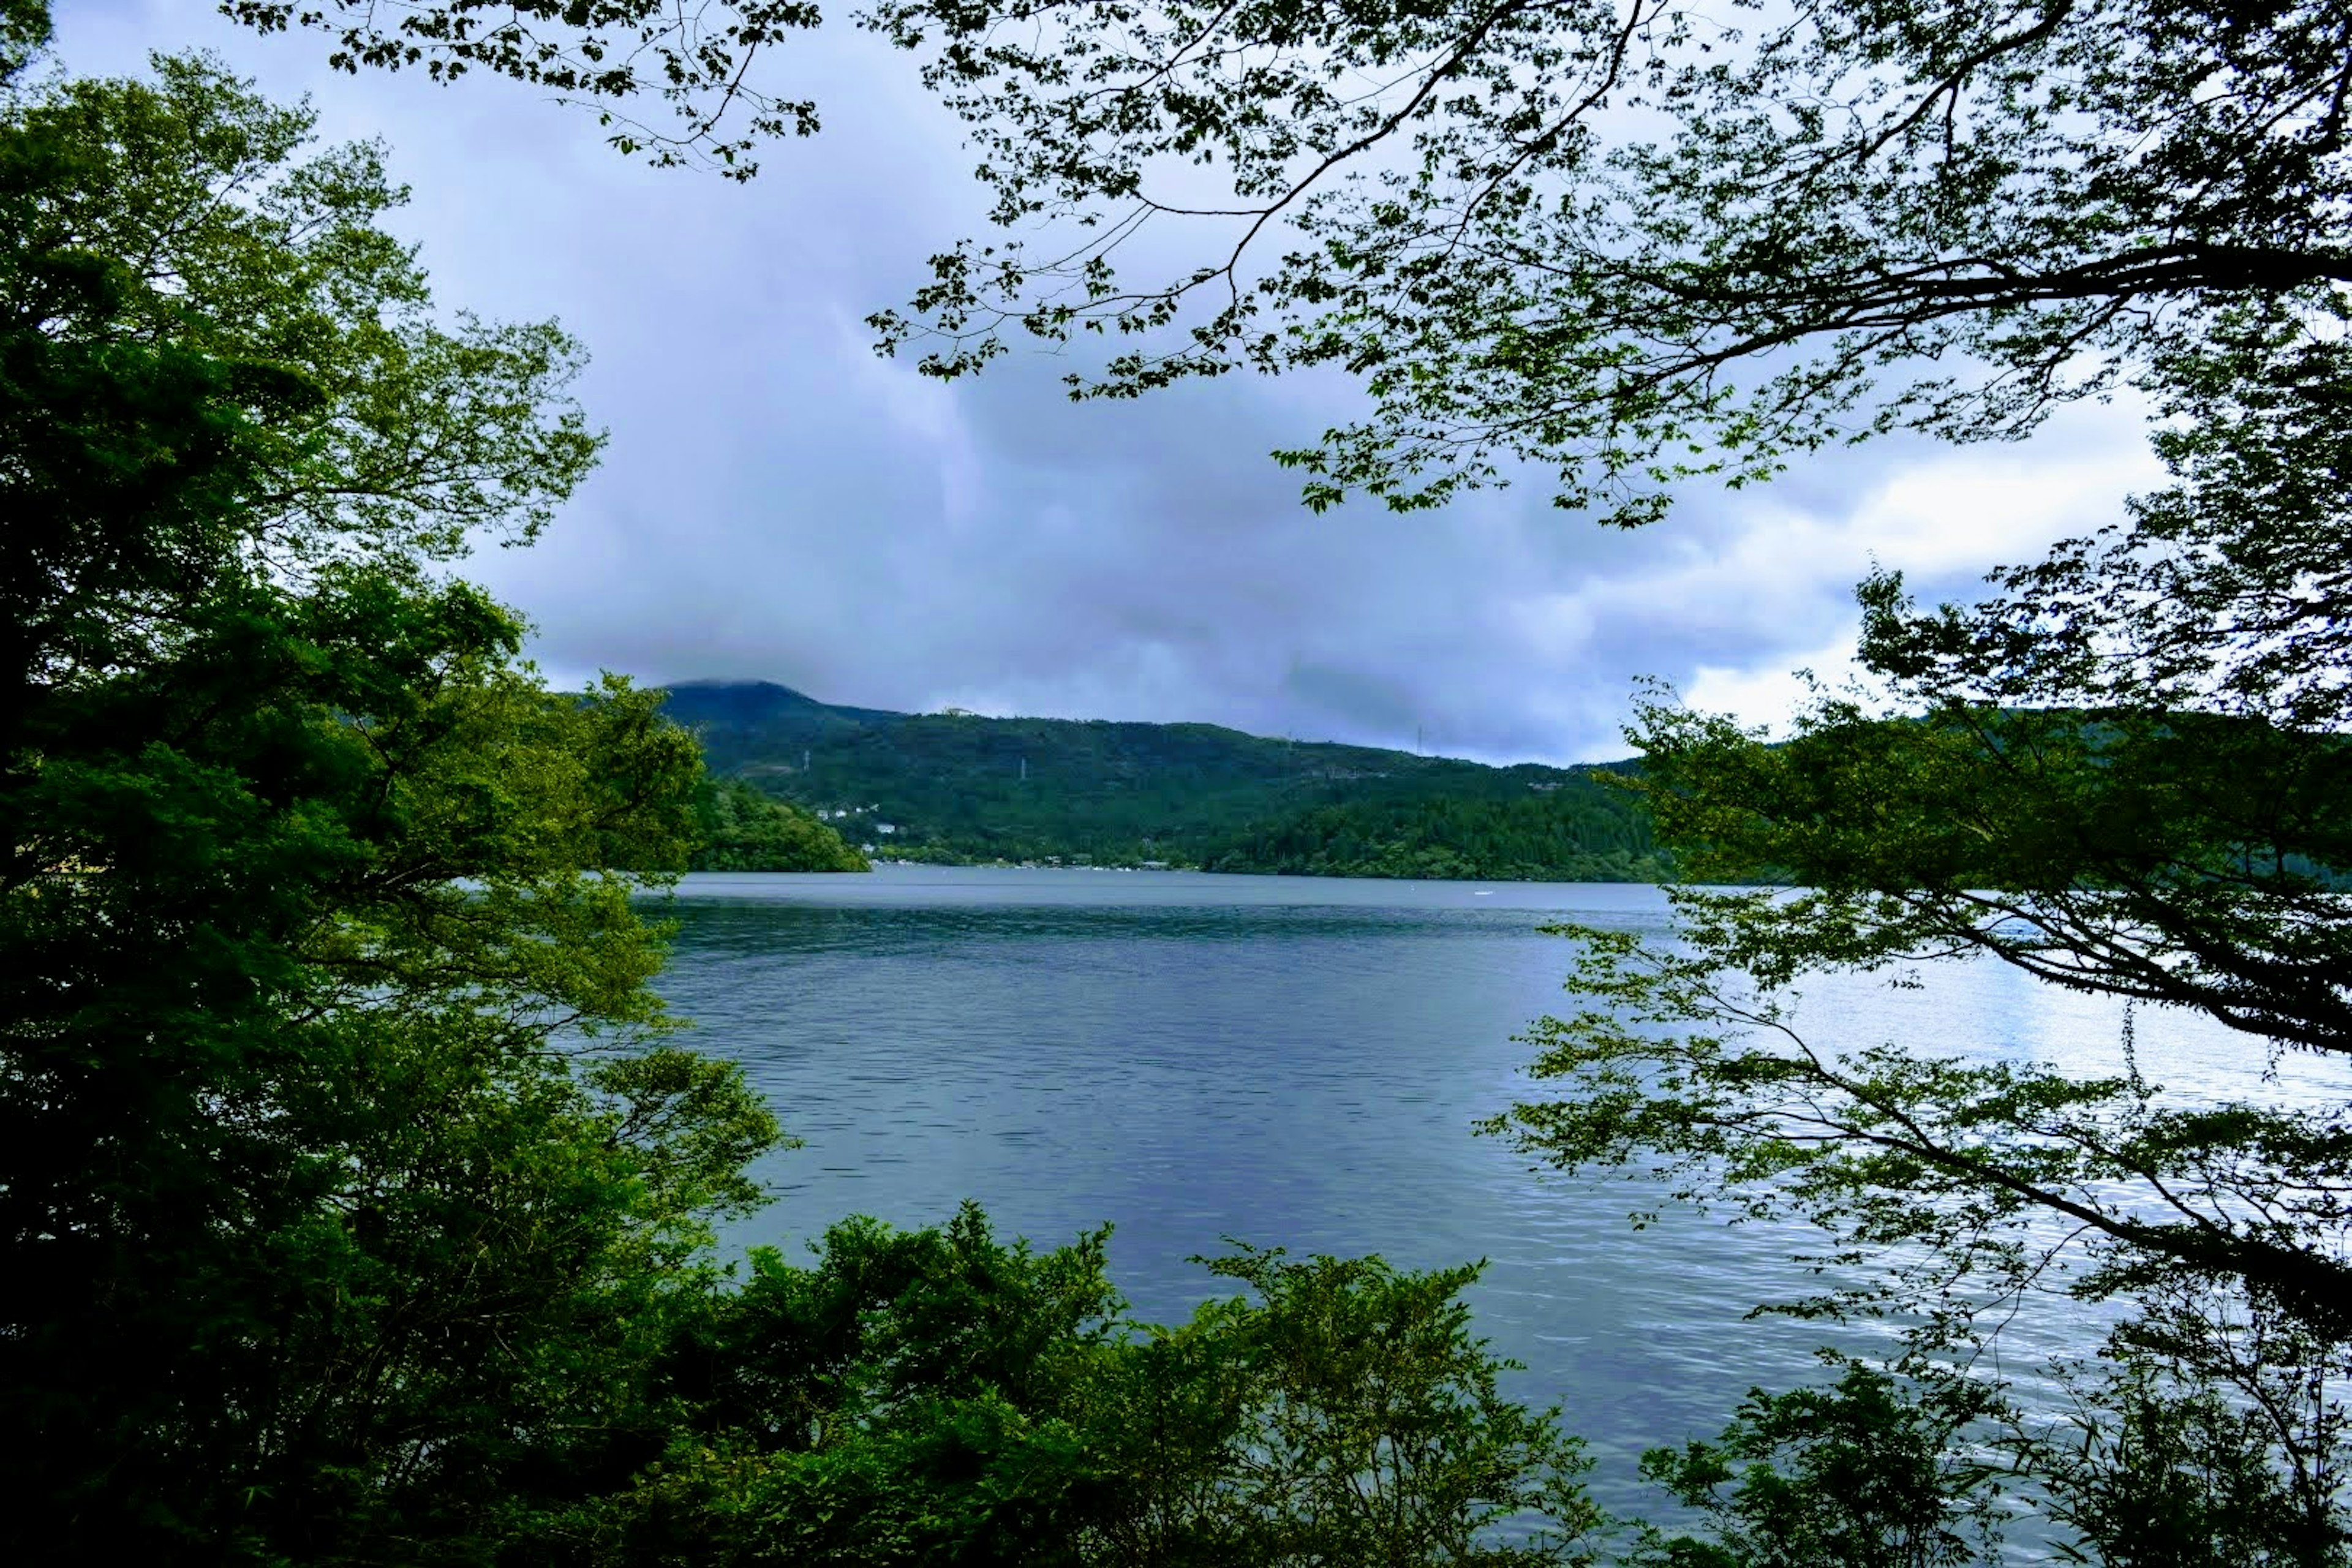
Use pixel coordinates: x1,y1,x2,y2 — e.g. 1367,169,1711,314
657,680,1665,878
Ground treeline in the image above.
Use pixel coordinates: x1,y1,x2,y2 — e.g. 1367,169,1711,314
1205,790,1668,881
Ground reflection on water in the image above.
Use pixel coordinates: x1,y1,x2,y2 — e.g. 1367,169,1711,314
646,866,2344,1521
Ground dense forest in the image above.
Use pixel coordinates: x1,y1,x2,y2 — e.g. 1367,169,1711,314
662,680,1660,876
689,777,869,871
1206,796,1668,881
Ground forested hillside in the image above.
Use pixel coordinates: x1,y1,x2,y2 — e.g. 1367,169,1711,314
690,778,869,872
1207,796,1667,882
661,680,1659,877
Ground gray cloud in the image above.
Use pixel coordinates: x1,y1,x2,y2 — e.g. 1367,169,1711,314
63,6,2161,761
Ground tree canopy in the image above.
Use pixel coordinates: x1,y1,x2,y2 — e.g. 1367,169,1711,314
691,776,871,870
0,44,788,1555
856,0,2352,520
229,1,2352,525
220,0,823,175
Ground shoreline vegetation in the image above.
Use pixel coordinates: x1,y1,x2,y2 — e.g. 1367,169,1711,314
869,848,1670,880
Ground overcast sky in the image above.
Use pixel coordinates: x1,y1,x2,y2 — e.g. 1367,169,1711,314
63,4,2162,762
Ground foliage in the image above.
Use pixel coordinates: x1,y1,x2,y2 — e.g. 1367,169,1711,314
690,775,870,871
1207,792,1667,881
854,0,2351,522
1178,1244,1604,1566
207,0,2352,532
1488,63,2352,1387
542,1208,1603,1566
1608,1290,2352,1566
0,47,783,1558
664,680,1658,874
1632,1362,2007,1568
1629,314,2352,1053
2024,1292,2352,1568
0,48,600,572
218,0,822,176
1483,907,2352,1556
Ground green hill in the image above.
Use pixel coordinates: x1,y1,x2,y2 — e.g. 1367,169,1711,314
689,777,869,872
660,681,1662,879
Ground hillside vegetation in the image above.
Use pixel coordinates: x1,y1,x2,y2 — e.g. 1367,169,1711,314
690,778,870,872
1207,796,1668,882
661,681,1659,878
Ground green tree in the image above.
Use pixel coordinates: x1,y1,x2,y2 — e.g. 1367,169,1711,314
553,1209,1603,1566
216,2,2352,527
221,0,823,175
1207,793,1667,881
849,0,2350,522
1632,1362,2007,1568
689,777,871,871
0,45,780,1558
2022,1286,2350,1567
1471,276,2352,1551
1181,1245,1603,1567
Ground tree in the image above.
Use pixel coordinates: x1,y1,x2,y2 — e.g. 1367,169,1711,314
549,1210,1604,1566
846,0,2352,521
0,45,782,1558
1632,1360,2007,1568
1481,428,2352,1550
209,1,2352,529
220,0,824,175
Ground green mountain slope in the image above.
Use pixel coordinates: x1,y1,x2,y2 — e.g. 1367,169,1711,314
661,681,1662,879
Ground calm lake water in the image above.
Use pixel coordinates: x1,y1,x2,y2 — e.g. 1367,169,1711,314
649,865,2342,1521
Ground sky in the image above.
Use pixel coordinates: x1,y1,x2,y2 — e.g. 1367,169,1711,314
61,4,2163,763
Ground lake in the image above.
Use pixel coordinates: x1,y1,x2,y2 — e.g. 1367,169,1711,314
649,865,2337,1521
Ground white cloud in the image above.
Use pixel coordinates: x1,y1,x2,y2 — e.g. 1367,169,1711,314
1682,640,1859,736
